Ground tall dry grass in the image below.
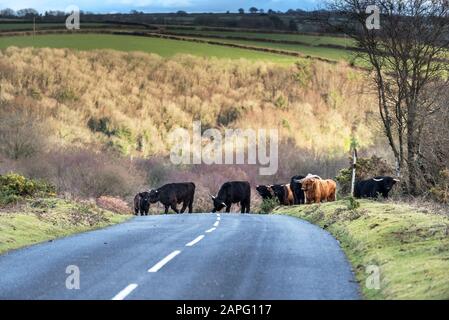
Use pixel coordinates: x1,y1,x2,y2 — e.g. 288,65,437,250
0,47,377,158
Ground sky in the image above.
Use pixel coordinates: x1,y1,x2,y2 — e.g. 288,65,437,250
0,0,321,14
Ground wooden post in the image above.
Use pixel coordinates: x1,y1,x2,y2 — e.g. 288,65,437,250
33,17,36,37
351,147,357,197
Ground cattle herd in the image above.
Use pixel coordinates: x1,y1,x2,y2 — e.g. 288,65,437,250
134,174,400,215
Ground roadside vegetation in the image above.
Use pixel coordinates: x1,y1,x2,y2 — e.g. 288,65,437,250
274,200,449,299
0,174,130,254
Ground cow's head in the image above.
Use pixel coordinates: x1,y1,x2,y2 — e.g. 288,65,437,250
140,192,151,205
301,178,317,192
210,194,227,213
148,189,160,203
256,185,274,199
270,185,285,200
372,177,400,191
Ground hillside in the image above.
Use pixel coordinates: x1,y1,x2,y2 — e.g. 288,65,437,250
0,45,377,158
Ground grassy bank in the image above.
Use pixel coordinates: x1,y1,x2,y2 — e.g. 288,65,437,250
273,200,449,300
0,197,130,254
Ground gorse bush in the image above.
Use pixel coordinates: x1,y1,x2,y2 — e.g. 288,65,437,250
0,173,56,205
259,197,280,214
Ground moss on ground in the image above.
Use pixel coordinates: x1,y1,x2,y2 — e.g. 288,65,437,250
273,200,449,300
0,197,130,254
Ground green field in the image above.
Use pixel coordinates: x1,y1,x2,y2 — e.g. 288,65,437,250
0,34,300,63
0,23,109,31
167,29,356,48
197,36,353,62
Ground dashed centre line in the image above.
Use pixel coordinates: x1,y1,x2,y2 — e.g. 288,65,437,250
112,283,138,300
186,235,205,247
116,215,221,298
148,250,182,273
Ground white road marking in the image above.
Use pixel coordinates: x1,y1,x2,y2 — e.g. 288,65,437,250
217,217,221,221
148,250,182,273
216,214,220,217
213,221,220,227
206,227,216,233
112,283,138,300
186,235,205,247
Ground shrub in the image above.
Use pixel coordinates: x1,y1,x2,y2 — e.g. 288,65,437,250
259,197,280,214
430,169,449,204
346,196,360,210
336,156,394,196
0,173,56,205
96,196,132,215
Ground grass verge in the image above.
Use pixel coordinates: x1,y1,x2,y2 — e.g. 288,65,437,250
273,200,449,300
0,197,130,255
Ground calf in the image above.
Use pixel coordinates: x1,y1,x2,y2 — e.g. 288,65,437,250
270,184,294,206
149,183,196,214
211,181,251,214
134,192,151,216
355,177,400,199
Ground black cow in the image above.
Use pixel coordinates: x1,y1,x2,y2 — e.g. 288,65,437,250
256,185,275,200
210,181,251,214
134,192,151,216
354,177,400,199
149,183,195,214
290,175,306,205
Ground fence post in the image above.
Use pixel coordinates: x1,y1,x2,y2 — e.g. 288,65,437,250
351,146,357,197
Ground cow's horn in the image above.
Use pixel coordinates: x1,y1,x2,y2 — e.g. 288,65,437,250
393,178,400,182
373,178,384,182
221,202,226,207
209,193,216,199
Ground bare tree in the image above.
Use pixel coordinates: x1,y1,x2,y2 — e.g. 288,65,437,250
328,0,449,194
0,103,48,160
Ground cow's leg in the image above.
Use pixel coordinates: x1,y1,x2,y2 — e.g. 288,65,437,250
240,202,245,214
245,200,251,213
226,205,231,213
171,204,180,214
188,199,193,214
164,205,169,214
180,202,188,214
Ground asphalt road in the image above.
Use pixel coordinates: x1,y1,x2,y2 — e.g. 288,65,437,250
0,214,360,300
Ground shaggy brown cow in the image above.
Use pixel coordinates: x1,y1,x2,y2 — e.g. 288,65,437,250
300,178,337,204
